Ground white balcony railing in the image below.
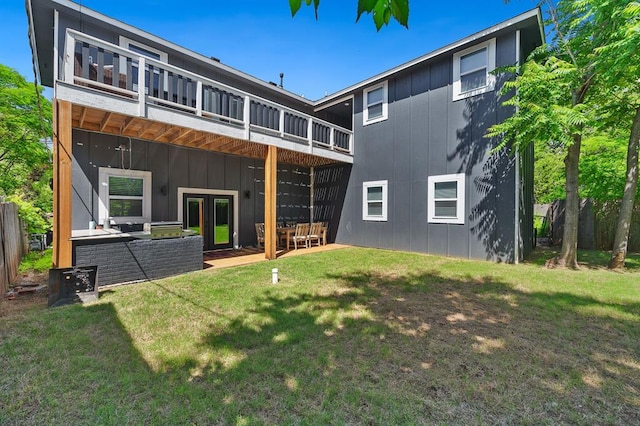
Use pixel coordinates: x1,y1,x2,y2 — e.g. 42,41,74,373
62,29,353,156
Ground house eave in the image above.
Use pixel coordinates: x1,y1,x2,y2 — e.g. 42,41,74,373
25,0,41,85
27,0,313,105
313,7,543,109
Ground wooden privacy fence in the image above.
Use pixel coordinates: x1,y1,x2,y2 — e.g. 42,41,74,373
548,199,640,252
0,203,26,295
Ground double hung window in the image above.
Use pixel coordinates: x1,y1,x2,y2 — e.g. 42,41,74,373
98,168,152,225
362,180,388,221
363,81,388,125
427,173,465,224
453,39,496,101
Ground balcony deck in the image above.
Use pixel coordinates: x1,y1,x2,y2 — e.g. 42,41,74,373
58,29,353,167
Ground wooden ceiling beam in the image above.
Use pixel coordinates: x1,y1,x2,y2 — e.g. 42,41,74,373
67,106,345,167
120,116,136,134
174,128,195,144
78,107,88,128
138,120,157,139
196,134,226,148
156,126,178,142
100,112,113,132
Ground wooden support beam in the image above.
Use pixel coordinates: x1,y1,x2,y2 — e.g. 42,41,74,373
174,128,195,144
138,120,157,139
156,126,177,142
78,106,88,128
152,124,169,141
197,134,226,148
120,116,136,134
264,145,277,260
53,100,73,268
100,112,112,132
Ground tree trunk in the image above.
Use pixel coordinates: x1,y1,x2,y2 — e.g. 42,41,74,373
552,134,581,269
609,106,640,269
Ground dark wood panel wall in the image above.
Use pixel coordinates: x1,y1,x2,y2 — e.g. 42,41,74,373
71,130,311,248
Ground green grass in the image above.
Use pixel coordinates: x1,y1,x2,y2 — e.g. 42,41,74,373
2,247,639,424
215,224,230,244
18,247,53,273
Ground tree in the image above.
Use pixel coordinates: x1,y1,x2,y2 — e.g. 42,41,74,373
288,0,409,30
488,0,637,268
590,1,640,269
0,64,53,233
486,50,594,269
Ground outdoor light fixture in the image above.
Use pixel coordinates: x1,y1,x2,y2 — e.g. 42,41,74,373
244,190,251,199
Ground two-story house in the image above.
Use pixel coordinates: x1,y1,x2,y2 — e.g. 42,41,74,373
27,0,543,285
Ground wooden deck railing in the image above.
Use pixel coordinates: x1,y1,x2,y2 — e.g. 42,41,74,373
63,29,353,156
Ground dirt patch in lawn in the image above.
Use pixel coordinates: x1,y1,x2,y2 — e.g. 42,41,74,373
0,271,48,318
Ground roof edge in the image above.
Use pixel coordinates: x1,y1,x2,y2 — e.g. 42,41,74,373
313,7,542,108
25,0,41,85
31,0,314,105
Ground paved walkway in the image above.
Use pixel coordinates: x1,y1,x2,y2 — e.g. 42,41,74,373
203,244,350,269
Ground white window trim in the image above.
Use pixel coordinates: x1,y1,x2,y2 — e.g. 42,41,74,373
452,38,496,101
363,81,388,125
98,168,152,225
362,180,388,221
119,36,168,62
428,173,465,224
119,36,169,94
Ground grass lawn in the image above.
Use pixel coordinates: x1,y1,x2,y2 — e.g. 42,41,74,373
1,247,639,424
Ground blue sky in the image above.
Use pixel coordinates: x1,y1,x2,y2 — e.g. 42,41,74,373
1,0,538,100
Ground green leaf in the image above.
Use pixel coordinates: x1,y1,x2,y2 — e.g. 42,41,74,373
289,0,302,17
391,0,409,28
356,0,378,22
372,0,388,30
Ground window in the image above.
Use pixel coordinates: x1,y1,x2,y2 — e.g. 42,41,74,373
363,180,388,221
119,36,168,93
363,81,388,125
428,173,465,224
119,36,168,63
453,39,496,101
98,168,152,225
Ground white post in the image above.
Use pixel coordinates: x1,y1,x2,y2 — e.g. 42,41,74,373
244,95,251,140
64,31,75,84
279,108,285,137
195,80,203,117
53,10,59,84
137,57,146,117
307,118,314,154
329,128,335,150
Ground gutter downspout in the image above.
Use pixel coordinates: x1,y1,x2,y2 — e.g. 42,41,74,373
514,29,521,264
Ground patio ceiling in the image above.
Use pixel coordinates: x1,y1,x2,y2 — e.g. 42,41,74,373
71,104,343,168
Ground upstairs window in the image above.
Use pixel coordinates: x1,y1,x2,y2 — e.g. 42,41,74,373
363,81,388,125
119,36,168,63
119,36,168,93
427,173,465,224
453,39,496,101
99,168,152,225
363,180,388,221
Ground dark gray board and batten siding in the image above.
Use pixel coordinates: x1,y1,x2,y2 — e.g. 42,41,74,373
71,129,311,248
334,31,534,262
